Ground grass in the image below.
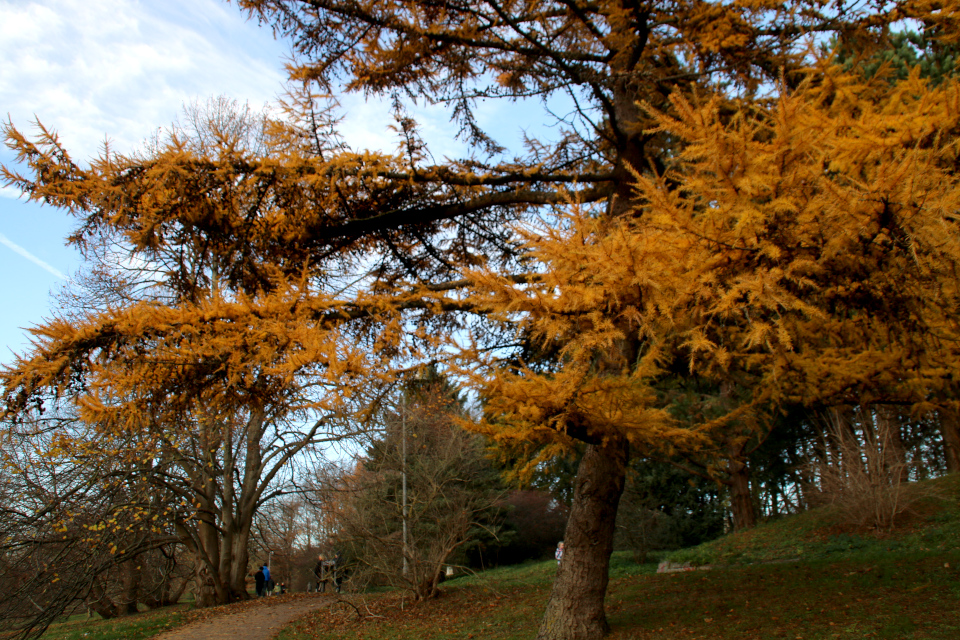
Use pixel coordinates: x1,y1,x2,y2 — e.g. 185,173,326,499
278,474,960,640
28,474,960,640
38,606,187,640
663,473,960,568
275,549,960,640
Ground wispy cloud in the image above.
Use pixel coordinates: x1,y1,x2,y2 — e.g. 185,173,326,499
0,232,67,280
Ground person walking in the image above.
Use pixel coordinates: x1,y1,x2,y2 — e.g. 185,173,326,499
314,554,328,593
262,564,273,595
332,552,343,593
555,541,564,565
254,567,266,597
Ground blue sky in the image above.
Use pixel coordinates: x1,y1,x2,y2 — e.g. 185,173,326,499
0,0,289,357
0,0,548,360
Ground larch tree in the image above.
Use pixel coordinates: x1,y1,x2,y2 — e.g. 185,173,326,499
5,2,960,640
235,4,960,637
0,99,404,622
450,53,960,635
236,2,960,637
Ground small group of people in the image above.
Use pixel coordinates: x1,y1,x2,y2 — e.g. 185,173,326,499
253,564,283,597
313,553,343,593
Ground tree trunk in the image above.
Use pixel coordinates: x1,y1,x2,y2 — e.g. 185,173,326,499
142,576,188,609
118,561,142,615
536,434,629,640
224,519,252,601
191,560,219,608
938,408,960,473
87,579,119,620
726,454,756,531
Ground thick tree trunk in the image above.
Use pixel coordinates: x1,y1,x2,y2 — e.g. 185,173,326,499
727,455,756,531
192,560,219,608
142,574,188,609
87,579,120,620
224,520,253,600
118,561,142,615
938,408,960,473
536,434,629,640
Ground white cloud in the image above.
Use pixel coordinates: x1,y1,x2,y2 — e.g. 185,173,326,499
0,0,287,159
0,186,24,199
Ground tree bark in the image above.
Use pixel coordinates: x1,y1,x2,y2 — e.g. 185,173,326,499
938,408,960,473
536,433,629,640
118,561,142,615
192,561,219,609
87,579,119,620
726,454,756,531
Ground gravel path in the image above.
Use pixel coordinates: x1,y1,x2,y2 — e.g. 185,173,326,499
153,595,330,640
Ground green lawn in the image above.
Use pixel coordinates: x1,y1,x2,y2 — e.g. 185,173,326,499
278,474,960,640
38,606,187,640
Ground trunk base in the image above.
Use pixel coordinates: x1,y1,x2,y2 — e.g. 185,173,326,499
536,434,628,640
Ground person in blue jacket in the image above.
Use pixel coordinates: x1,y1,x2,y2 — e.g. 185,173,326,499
262,564,273,594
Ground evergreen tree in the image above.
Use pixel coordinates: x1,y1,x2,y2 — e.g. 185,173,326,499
331,371,504,599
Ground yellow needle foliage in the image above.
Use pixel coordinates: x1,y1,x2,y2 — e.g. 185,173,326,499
1,284,407,433
459,61,960,473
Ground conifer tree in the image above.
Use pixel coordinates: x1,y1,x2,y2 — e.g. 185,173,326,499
329,370,504,599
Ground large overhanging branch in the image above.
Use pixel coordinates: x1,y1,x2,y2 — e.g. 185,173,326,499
305,184,611,248
264,0,614,64
0,271,525,417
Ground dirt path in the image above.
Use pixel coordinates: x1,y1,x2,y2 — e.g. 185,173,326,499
153,595,330,640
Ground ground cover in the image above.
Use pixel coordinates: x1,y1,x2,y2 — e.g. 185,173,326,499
23,475,960,640
36,606,187,640
664,474,960,569
34,594,292,640
274,549,959,640
277,475,960,640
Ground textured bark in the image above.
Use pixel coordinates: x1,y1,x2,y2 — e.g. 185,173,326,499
141,576,188,609
118,561,142,615
939,408,960,473
727,455,756,531
536,434,629,640
86,580,120,620
192,562,219,609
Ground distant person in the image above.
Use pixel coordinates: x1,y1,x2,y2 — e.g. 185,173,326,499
555,541,564,565
254,567,266,597
332,552,343,593
262,564,273,595
314,554,328,592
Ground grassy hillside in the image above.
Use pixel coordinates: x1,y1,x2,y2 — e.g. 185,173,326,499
664,473,960,569
36,606,187,640
280,474,960,640
32,474,960,640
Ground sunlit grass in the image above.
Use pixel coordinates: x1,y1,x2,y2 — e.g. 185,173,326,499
279,474,960,640
39,606,187,640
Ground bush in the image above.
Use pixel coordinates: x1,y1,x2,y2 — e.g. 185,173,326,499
804,408,937,530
